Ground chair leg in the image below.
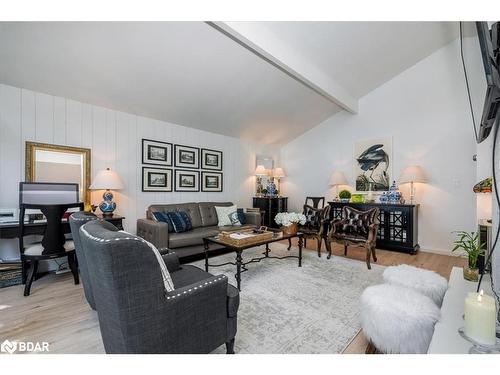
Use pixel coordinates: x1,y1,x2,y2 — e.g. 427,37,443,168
225,338,235,354
21,259,28,284
24,260,38,296
304,238,307,248
326,240,332,260
287,238,292,251
68,253,79,285
317,237,322,257
371,244,377,263
344,243,348,256
365,246,372,270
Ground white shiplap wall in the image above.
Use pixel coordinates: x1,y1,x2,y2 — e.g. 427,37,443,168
0,83,271,238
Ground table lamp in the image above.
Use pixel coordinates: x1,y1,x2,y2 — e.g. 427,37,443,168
272,167,286,196
399,165,427,204
89,168,124,216
329,171,348,201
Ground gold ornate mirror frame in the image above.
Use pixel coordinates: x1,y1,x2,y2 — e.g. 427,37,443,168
25,141,92,205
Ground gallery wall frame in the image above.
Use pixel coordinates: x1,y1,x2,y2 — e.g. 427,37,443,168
174,169,200,192
174,144,200,169
201,148,223,171
142,167,173,192
142,139,173,167
201,171,223,192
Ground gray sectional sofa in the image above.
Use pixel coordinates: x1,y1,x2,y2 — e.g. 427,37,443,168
137,202,261,258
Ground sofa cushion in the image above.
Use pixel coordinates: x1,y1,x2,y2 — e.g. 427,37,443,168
215,205,237,226
151,211,174,232
228,211,242,226
198,202,233,227
167,211,193,233
237,208,246,225
168,227,220,248
149,203,202,228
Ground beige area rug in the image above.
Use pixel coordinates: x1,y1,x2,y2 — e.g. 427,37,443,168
190,242,384,354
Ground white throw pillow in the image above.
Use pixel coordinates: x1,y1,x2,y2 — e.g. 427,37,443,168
119,230,174,292
215,205,237,226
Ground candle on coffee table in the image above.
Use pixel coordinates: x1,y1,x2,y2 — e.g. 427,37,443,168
464,290,497,345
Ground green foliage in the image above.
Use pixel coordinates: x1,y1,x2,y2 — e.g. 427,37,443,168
451,231,486,269
339,190,352,200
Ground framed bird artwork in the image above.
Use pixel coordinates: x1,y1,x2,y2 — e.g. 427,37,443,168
354,137,392,192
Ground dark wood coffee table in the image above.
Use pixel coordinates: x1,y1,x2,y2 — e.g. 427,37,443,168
203,229,304,291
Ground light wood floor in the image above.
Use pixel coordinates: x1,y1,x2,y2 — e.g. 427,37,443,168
286,238,467,354
0,243,466,354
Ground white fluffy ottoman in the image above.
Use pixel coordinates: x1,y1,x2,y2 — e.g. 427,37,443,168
360,284,441,353
383,264,448,306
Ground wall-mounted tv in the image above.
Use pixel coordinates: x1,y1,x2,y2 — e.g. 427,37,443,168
460,21,500,143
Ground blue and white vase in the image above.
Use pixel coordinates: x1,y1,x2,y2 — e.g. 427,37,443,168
386,181,403,204
99,190,116,216
266,181,278,197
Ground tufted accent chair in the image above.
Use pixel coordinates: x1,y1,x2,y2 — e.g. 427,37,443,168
327,206,379,269
80,220,239,354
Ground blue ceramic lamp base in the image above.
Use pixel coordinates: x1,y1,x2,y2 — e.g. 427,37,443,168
99,189,117,217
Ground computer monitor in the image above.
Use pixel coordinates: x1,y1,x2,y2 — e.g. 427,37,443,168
19,182,80,206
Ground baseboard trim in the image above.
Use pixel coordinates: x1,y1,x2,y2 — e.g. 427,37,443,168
419,247,463,257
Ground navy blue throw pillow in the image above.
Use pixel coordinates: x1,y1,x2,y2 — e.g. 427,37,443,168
166,211,193,233
152,211,174,232
236,208,246,225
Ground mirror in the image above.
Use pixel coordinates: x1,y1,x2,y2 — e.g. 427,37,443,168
25,142,91,205
255,155,274,196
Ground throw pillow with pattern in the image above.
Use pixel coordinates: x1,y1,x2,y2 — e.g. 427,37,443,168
228,211,242,226
215,205,237,226
151,211,174,232
166,211,193,233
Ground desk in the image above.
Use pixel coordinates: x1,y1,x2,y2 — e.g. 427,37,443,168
0,214,125,239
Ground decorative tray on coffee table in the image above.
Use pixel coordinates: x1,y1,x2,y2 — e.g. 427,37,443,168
218,226,274,246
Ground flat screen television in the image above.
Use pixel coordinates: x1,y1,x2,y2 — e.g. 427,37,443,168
460,22,500,143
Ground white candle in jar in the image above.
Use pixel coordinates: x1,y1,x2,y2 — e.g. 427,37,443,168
464,290,497,345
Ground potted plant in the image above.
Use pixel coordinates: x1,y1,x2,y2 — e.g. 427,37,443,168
275,212,307,235
338,189,351,203
452,231,486,281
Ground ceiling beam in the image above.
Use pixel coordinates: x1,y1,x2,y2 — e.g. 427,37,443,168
207,21,358,114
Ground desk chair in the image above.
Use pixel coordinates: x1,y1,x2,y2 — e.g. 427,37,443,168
19,202,83,296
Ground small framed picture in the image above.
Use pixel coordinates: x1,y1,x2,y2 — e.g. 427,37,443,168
174,169,200,192
201,172,223,192
142,167,173,192
174,144,199,169
201,148,223,171
142,139,172,166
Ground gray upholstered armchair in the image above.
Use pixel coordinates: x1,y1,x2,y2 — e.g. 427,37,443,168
69,211,100,310
79,220,239,354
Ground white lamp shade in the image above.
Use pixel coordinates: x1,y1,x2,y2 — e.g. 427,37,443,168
329,171,348,186
89,168,124,190
254,165,267,176
399,165,427,184
273,167,286,178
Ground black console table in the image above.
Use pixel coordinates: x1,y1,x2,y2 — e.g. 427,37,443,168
253,197,288,229
327,202,419,254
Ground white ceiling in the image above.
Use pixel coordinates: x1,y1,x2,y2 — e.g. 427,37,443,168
261,22,459,98
0,22,458,145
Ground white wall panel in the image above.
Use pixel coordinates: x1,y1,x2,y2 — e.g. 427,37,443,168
0,83,271,240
